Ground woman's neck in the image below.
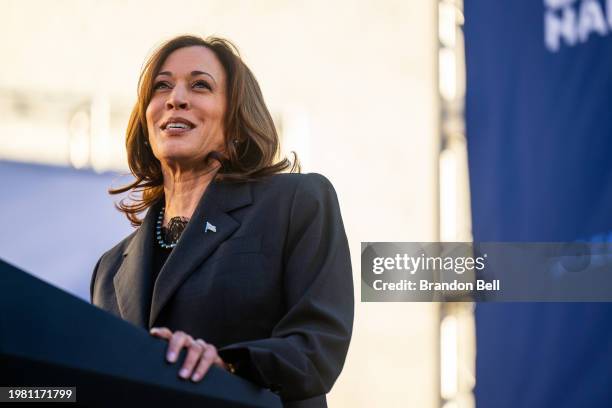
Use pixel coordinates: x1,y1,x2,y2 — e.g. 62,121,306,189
161,164,219,226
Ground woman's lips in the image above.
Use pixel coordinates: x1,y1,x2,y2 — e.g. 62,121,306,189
162,127,194,136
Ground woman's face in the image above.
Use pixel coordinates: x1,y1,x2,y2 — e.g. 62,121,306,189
146,46,227,169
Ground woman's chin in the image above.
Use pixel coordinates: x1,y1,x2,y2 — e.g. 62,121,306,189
157,151,199,165
156,152,219,172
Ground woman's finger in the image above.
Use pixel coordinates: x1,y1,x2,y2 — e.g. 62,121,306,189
190,340,217,382
213,356,228,371
204,344,227,370
150,327,173,339
179,340,205,379
166,331,193,363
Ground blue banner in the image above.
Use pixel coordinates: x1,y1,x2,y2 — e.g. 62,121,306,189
465,0,612,406
0,161,132,300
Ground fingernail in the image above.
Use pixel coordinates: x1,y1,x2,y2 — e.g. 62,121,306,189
150,328,158,333
191,373,200,381
167,352,176,362
179,368,189,378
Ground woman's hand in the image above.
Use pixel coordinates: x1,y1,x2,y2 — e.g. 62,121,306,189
150,327,228,382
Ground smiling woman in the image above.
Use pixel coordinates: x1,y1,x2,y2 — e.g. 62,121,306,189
90,35,354,408
110,36,295,226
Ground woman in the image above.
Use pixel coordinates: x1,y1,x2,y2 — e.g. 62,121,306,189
90,35,354,407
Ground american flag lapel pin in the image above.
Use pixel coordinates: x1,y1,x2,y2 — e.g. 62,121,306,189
205,221,217,233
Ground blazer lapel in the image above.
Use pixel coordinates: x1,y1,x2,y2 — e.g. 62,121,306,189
112,200,161,328
149,179,253,327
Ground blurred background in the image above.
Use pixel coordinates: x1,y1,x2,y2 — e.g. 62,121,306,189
2,0,612,407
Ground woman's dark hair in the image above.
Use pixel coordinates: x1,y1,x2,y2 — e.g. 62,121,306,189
110,35,299,226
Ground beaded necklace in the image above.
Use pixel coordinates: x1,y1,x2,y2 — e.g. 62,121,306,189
156,207,189,249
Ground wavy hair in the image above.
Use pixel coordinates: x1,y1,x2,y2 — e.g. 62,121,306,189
110,35,299,226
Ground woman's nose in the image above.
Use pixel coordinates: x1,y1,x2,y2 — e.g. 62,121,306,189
166,86,189,110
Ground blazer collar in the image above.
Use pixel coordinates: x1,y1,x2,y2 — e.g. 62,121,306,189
113,178,253,328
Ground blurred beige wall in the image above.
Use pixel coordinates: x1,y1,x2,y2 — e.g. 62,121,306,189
1,1,440,406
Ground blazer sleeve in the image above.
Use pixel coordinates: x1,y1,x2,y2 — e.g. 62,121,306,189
218,173,354,401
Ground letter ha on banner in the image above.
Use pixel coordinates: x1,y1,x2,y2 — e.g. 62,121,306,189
544,0,612,52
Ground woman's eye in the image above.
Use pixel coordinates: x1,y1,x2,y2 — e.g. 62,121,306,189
153,81,170,90
193,80,211,90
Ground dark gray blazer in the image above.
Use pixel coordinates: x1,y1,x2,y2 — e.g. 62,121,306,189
90,173,354,407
